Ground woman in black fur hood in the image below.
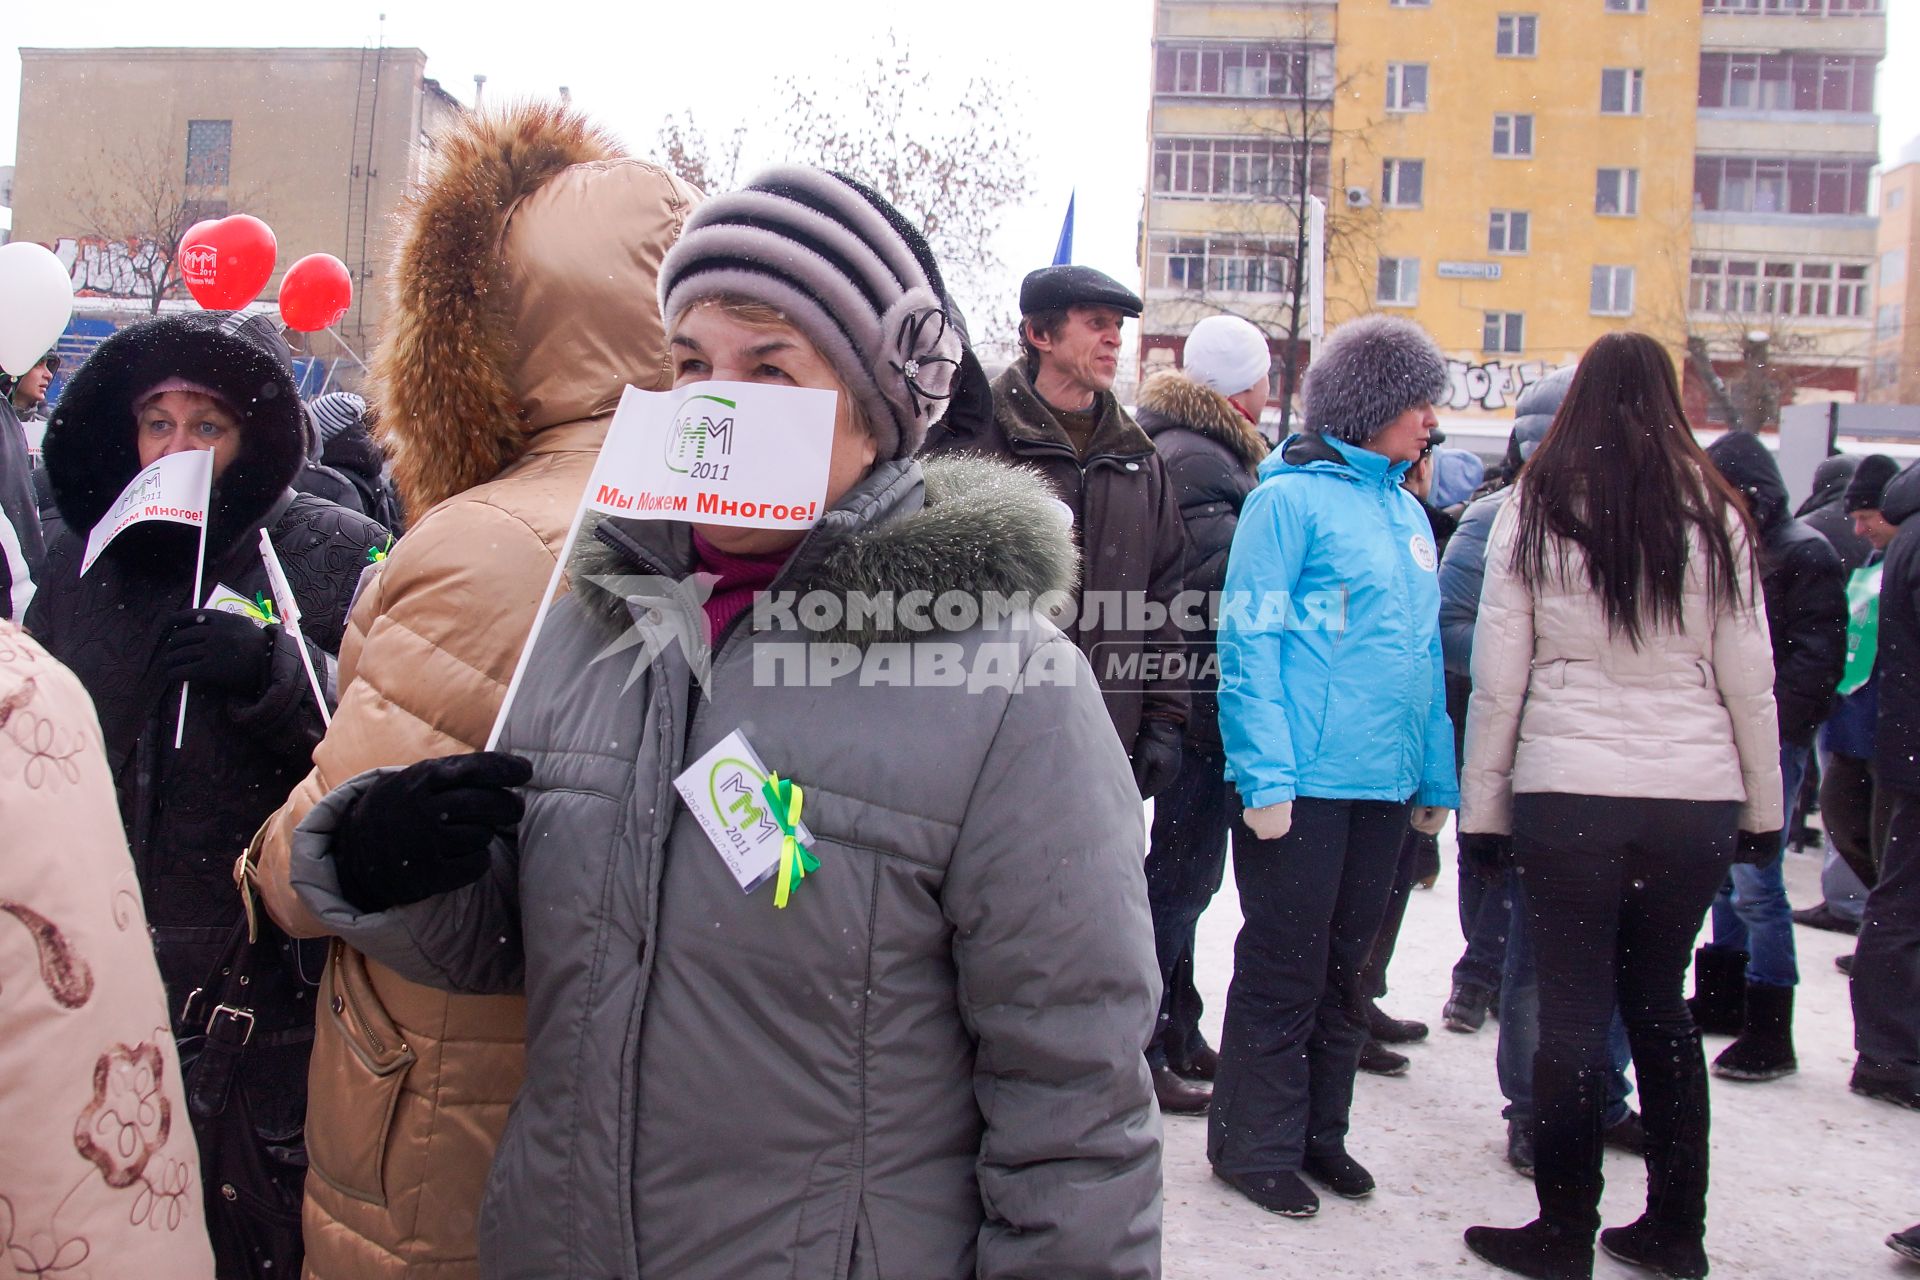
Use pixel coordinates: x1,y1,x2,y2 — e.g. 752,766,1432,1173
24,308,388,1280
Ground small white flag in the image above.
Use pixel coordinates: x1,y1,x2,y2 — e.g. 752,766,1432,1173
81,450,215,576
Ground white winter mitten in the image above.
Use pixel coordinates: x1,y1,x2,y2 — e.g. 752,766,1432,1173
1411,805,1451,836
1245,801,1293,841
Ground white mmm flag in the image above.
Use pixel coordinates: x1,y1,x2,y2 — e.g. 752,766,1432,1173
81,449,215,577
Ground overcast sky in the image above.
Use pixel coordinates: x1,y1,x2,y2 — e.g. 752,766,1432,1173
4,0,1917,328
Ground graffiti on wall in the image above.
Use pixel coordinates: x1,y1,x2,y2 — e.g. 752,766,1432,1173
1441,357,1559,413
47,237,178,301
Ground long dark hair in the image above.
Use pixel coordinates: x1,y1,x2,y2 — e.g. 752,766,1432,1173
1512,332,1753,646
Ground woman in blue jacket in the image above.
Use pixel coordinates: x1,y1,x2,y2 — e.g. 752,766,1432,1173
1207,314,1459,1218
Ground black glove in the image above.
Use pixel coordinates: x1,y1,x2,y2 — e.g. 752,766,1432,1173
158,609,276,695
1459,833,1514,887
1733,830,1783,866
332,752,533,913
1131,719,1184,801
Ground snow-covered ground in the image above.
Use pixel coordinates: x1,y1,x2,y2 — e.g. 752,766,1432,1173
1161,835,1916,1278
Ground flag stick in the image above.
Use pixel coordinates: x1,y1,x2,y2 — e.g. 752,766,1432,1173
173,511,211,750
260,529,332,728
484,501,588,751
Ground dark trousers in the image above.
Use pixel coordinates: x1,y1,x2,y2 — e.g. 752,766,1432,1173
1821,751,1890,892
1208,796,1411,1177
1852,784,1920,1088
1144,740,1235,1068
1515,793,1737,1239
1361,826,1431,1001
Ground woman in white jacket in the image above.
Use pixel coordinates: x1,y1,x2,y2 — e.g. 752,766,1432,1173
1458,333,1780,1280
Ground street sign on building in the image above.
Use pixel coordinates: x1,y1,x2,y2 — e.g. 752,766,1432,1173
1437,261,1503,281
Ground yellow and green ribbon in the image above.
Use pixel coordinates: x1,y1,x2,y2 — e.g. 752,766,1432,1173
761,773,818,909
366,536,394,565
242,592,278,625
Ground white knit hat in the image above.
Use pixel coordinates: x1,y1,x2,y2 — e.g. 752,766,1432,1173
1182,315,1272,397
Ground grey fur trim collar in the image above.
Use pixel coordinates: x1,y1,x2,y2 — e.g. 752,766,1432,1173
571,454,1079,647
1135,370,1269,467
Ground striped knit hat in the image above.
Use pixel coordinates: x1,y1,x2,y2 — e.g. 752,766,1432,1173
657,166,964,460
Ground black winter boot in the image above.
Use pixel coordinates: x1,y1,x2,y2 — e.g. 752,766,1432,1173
1710,984,1797,1082
1464,1222,1594,1279
1684,947,1747,1036
1619,1028,1712,1275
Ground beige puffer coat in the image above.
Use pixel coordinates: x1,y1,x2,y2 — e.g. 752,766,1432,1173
246,104,697,1278
0,623,214,1278
1460,494,1783,836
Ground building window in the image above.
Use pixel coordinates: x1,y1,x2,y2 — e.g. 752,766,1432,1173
1601,68,1645,115
1596,168,1640,216
1483,312,1526,354
1605,0,1646,11
1889,187,1907,212
1389,0,1432,6
1688,257,1870,317
1382,159,1425,208
1493,114,1534,157
1702,1,1882,15
1146,235,1294,296
1879,304,1905,342
1697,52,1876,113
1591,265,1635,316
1693,155,1873,216
1152,137,1331,202
1155,42,1333,101
1882,248,1908,288
1378,257,1420,306
1387,63,1429,111
1489,209,1531,253
184,120,232,187
1496,14,1539,57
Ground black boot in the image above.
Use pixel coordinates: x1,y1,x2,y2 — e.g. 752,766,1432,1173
1464,1222,1594,1279
1605,1028,1712,1279
1684,947,1747,1036
1710,983,1797,1082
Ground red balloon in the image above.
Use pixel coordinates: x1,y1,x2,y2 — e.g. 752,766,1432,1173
178,214,277,310
278,253,354,333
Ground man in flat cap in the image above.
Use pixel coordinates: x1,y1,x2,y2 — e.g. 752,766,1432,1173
924,264,1200,1113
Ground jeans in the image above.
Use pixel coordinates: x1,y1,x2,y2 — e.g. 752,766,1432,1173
1208,796,1410,1177
1853,784,1920,1088
1710,743,1809,988
1144,741,1235,1069
1454,857,1510,996
1514,792,1739,1235
1496,872,1634,1130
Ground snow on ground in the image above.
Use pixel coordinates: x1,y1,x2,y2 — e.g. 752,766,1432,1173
1161,835,1916,1278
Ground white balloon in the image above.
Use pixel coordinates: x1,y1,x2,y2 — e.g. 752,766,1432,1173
0,242,76,377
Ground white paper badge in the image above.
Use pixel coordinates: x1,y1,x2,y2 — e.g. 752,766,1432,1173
1409,533,1437,572
585,382,837,531
673,729,815,894
204,582,276,626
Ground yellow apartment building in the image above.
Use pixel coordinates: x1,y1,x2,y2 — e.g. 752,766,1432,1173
1142,0,1886,425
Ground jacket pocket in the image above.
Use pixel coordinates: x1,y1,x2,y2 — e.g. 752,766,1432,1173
305,941,416,1206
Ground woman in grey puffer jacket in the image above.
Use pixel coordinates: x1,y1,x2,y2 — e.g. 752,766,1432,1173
288,169,1163,1280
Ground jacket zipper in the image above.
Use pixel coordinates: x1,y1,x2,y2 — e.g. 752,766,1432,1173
335,941,392,1056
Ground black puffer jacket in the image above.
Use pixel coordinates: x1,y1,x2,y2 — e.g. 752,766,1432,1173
1706,432,1847,747
25,311,388,1013
1135,368,1265,746
1873,461,1920,792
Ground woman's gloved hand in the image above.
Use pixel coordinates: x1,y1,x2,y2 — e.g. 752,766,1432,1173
1411,805,1452,836
1130,719,1184,800
1459,833,1514,886
158,609,275,696
1244,801,1293,842
333,752,533,913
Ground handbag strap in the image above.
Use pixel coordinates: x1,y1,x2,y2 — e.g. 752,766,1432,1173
182,914,267,1120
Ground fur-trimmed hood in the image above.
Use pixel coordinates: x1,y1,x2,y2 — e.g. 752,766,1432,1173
1134,368,1269,468
574,454,1078,648
44,310,305,554
371,101,701,517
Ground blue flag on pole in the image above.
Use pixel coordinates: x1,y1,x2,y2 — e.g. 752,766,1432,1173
1052,192,1075,266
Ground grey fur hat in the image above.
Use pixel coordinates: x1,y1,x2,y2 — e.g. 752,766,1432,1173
1301,314,1450,443
657,166,963,461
